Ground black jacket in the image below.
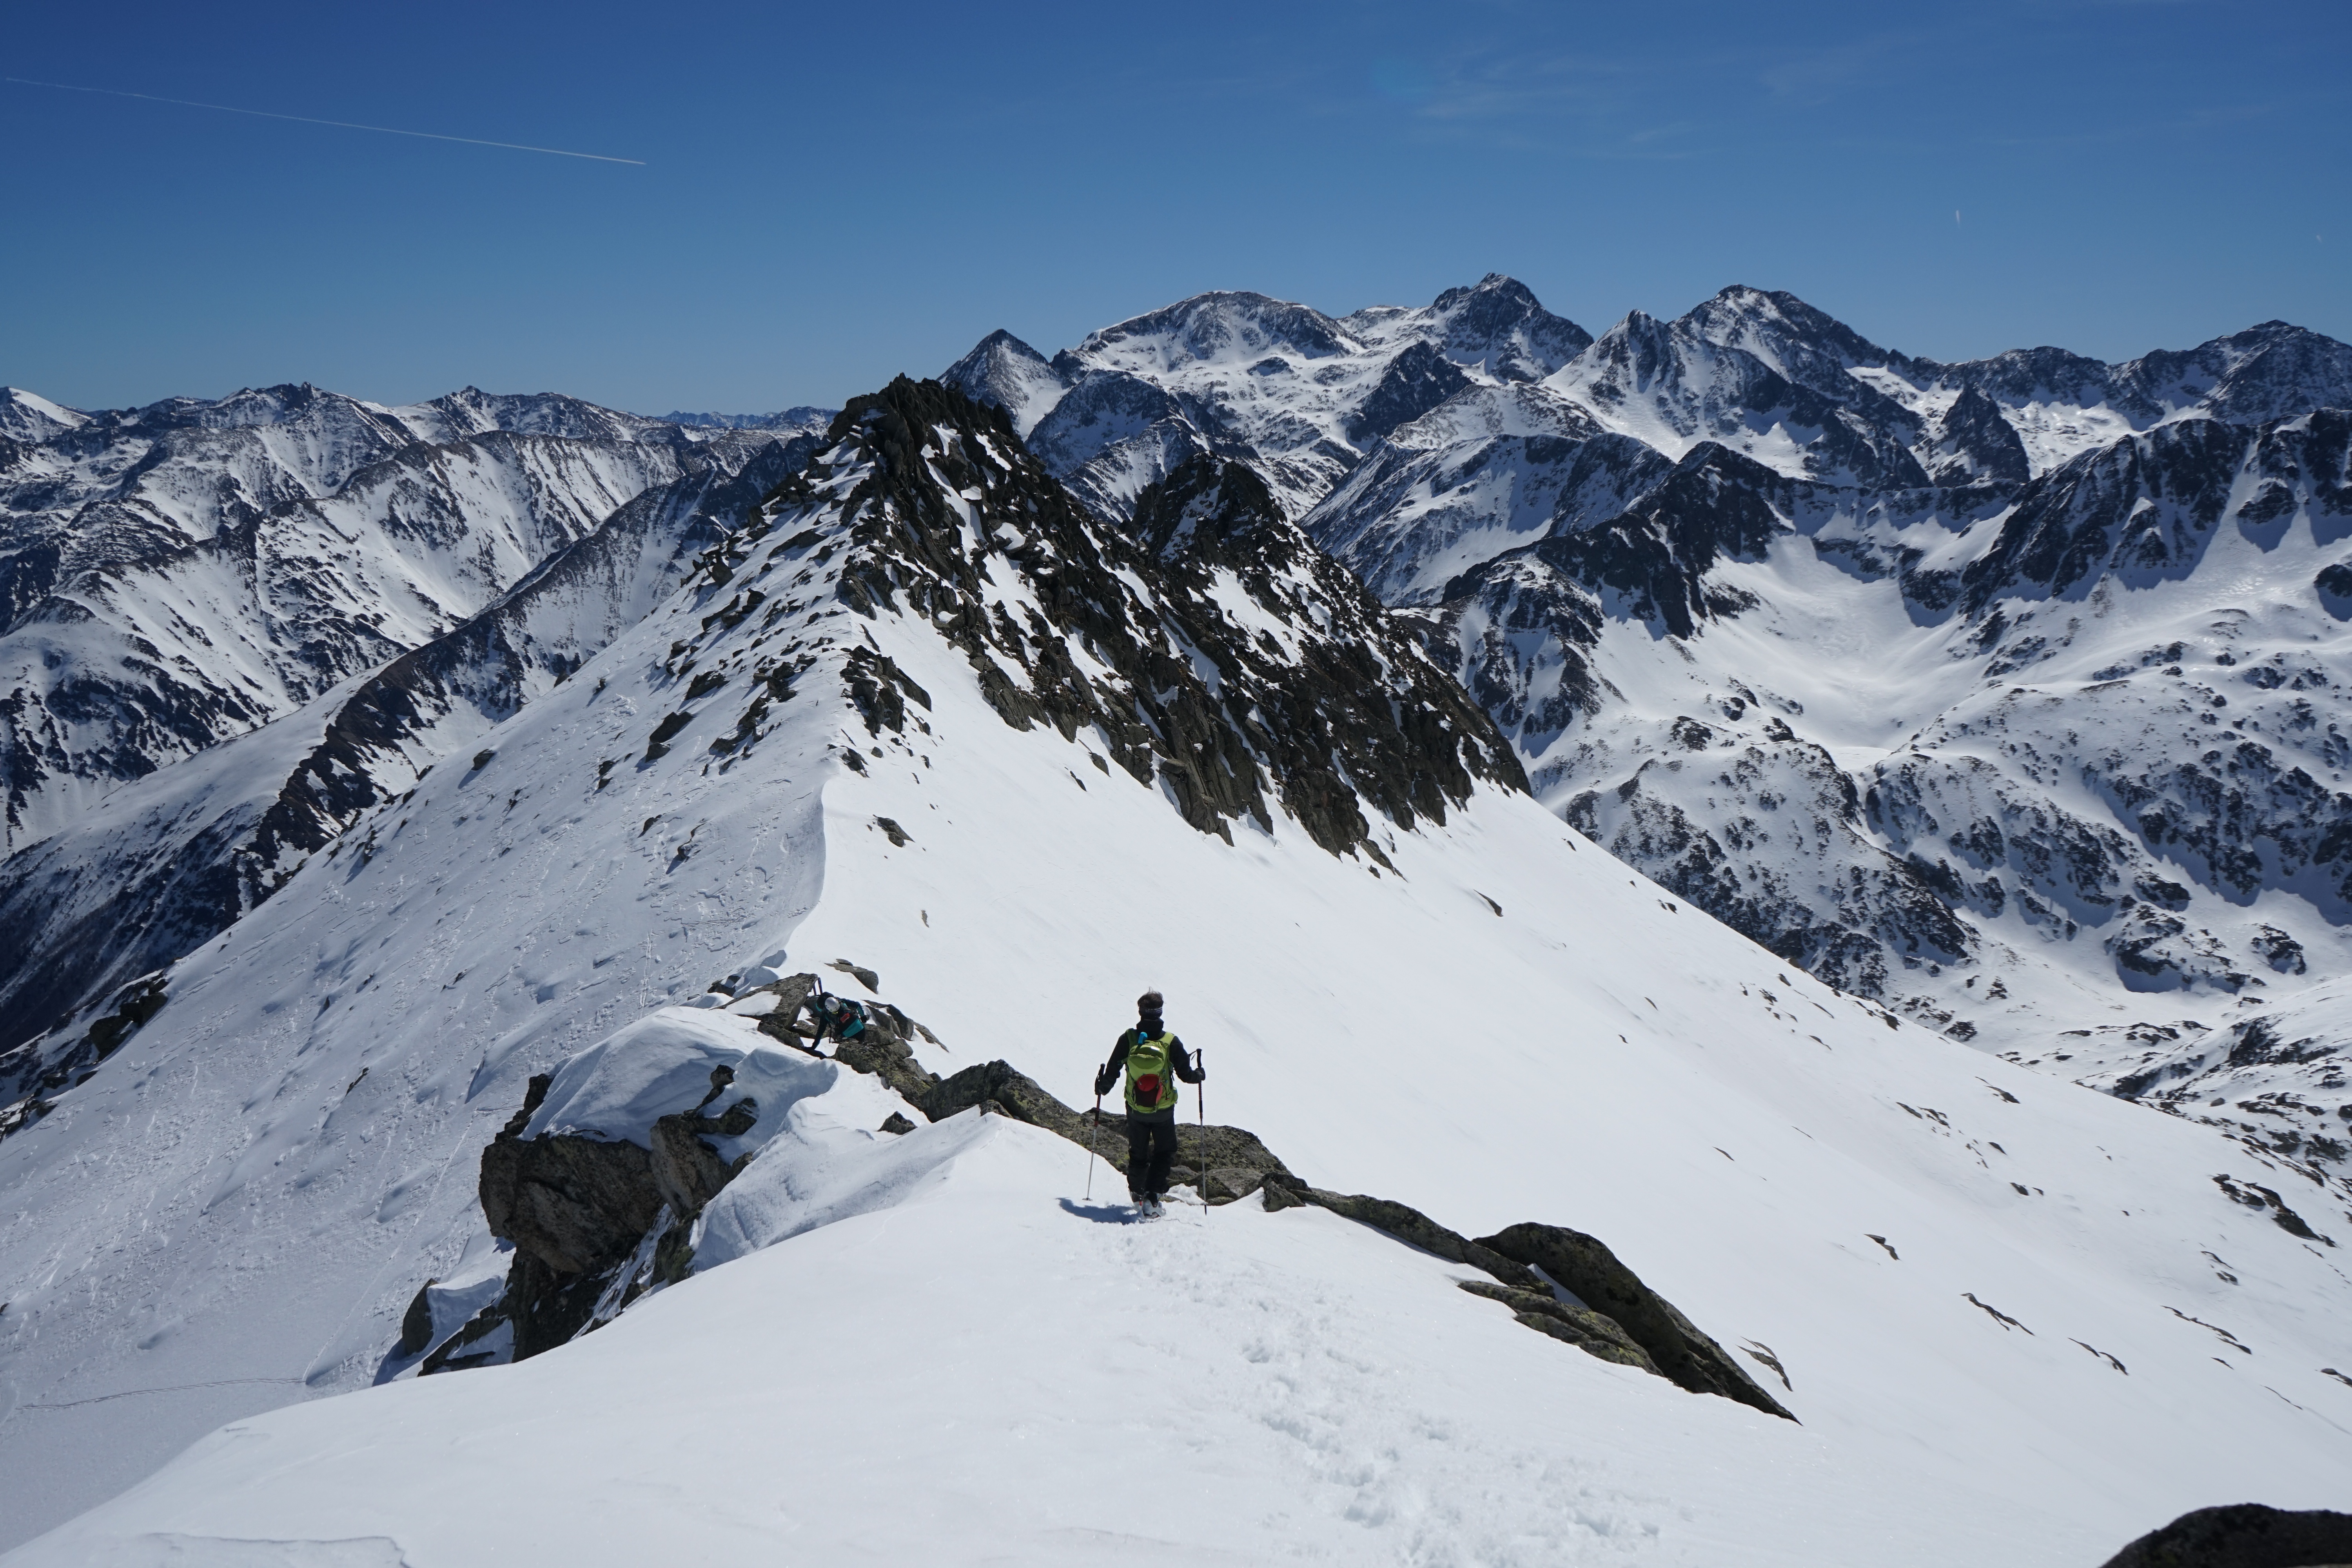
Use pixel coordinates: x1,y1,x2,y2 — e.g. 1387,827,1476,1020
1095,1028,1203,1109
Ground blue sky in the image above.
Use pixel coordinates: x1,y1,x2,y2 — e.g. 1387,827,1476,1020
5,0,2345,414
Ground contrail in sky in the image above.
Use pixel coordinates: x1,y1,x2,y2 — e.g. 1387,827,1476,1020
4,77,646,165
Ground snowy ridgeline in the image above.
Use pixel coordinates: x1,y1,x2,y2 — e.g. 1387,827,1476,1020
16,962,2352,1564
0,382,2348,1564
940,284,2352,1138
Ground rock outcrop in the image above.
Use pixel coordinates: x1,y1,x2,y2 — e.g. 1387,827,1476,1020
1256,1175,1793,1419
2096,1503,2352,1568
721,377,1523,862
428,969,1795,1424
1477,1221,1795,1419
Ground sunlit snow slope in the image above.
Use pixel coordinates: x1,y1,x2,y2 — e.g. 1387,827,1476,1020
1,382,2347,1563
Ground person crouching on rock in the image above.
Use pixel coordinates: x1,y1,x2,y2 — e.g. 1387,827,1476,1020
1094,989,1204,1216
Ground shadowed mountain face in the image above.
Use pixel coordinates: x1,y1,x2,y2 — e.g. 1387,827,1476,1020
946,283,2352,1144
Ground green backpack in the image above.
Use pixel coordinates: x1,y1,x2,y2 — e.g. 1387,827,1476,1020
1124,1031,1180,1114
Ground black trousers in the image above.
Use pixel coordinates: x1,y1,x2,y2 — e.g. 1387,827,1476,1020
1126,1114,1178,1198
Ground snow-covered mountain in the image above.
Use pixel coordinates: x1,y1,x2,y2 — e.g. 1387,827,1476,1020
0,384,835,1051
1399,379,2352,1134
944,281,2352,1142
0,436,818,1069
649,407,835,435
2,378,2345,1565
943,274,1592,521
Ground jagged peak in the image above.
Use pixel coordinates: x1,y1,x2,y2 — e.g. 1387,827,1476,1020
1679,285,1902,373
1432,272,1540,310
947,328,1053,370
1075,290,1354,364
1127,453,1296,571
734,375,1522,854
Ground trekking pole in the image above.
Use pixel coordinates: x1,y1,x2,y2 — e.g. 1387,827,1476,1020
1196,1048,1207,1219
1085,1093,1101,1200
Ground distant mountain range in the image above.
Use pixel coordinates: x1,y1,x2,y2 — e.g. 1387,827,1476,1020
3,295,2349,1556
0,387,830,1053
7,276,2349,1154
941,279,2352,1133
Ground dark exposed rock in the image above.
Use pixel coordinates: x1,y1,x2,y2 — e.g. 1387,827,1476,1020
1963,417,2261,613
1253,1174,1787,1414
647,1097,757,1218
832,1034,937,1104
2250,926,2307,975
1102,1112,1292,1192
918,1059,1083,1136
842,647,930,737
1476,1221,1797,1421
445,974,1787,1420
828,960,882,992
738,378,1523,861
1455,1279,1659,1373
1267,1178,1539,1290
1123,455,1524,851
0,970,170,1141
396,1280,437,1357
463,1060,769,1367
479,1115,662,1278
1347,341,1472,447
1922,385,2031,486
2318,561,2352,619
751,973,818,1039
2096,1503,2352,1568
2211,1174,2332,1245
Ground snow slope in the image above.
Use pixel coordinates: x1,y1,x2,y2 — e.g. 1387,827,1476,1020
938,285,2352,1127
1,380,2347,1561
0,432,818,1057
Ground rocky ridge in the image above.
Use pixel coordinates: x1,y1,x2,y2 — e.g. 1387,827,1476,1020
699,376,1521,860
418,963,1793,1426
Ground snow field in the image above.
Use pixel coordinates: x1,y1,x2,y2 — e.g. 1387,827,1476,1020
719,598,2352,1554
0,1106,2088,1568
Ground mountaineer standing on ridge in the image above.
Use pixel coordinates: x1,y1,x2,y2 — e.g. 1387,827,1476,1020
1094,990,1205,1216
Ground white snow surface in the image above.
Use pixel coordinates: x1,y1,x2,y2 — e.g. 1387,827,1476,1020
2,412,2348,1562
518,1008,828,1162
